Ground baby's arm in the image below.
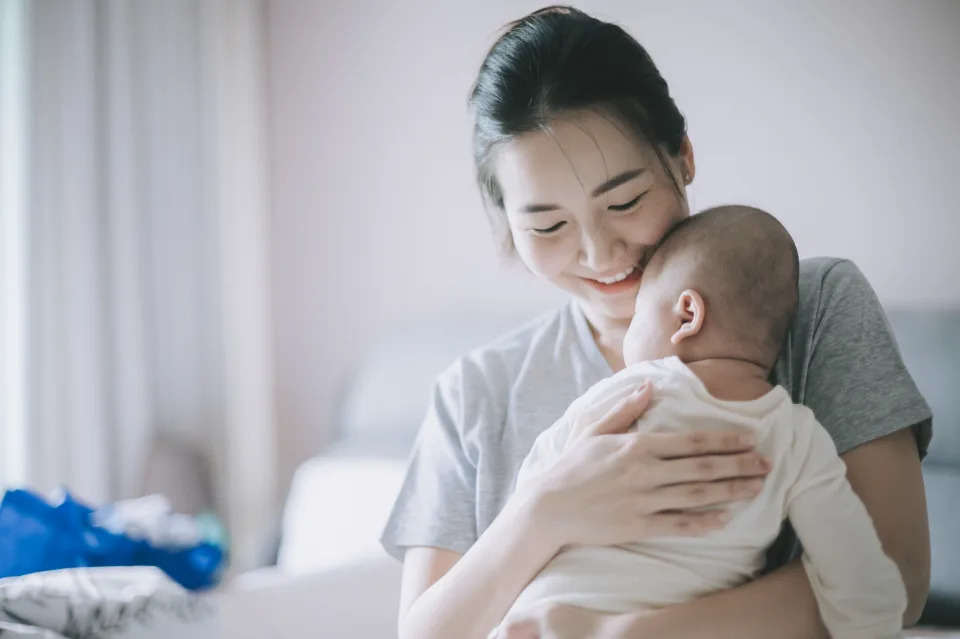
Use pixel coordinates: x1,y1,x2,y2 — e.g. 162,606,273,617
786,409,907,639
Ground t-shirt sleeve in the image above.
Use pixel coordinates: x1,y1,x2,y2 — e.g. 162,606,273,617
799,259,932,456
380,361,480,561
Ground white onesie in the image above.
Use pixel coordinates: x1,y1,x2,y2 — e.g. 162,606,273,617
506,357,906,639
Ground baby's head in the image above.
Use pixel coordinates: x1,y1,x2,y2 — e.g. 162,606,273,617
623,205,799,371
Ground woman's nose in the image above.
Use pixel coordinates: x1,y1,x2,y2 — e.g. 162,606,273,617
578,223,626,273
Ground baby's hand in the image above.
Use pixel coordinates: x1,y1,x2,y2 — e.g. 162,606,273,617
493,603,609,639
490,618,540,639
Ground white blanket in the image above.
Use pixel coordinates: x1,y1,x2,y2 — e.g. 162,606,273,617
0,567,217,639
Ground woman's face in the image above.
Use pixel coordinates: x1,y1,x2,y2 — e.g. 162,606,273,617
493,110,693,328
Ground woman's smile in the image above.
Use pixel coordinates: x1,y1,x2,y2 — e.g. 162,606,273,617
578,264,643,294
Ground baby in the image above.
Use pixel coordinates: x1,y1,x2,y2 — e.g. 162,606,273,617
499,206,907,639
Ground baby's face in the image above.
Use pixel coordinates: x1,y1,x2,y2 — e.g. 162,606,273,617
623,261,680,367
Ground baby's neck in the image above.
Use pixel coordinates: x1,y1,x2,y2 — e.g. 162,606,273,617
683,358,773,402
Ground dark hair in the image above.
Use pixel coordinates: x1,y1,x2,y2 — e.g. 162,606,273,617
469,6,687,253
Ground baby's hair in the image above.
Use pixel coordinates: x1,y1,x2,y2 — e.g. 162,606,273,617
651,205,800,369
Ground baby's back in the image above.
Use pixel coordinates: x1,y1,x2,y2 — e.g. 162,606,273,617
509,358,812,615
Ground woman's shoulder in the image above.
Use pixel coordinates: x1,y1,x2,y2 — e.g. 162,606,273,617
798,256,865,292
784,257,931,455
797,256,876,320
793,256,882,354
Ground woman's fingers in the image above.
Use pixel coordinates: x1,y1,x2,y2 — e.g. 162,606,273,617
643,477,765,512
654,451,770,485
640,428,758,459
586,384,653,436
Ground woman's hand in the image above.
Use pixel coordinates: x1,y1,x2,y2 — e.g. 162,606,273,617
523,383,771,549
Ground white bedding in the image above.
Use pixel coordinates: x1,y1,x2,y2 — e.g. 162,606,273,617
215,454,407,638
0,567,217,639
277,455,407,574
219,556,401,639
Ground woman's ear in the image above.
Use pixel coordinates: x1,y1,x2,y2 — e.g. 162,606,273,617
679,136,696,185
670,289,706,345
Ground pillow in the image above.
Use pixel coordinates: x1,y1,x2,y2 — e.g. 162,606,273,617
277,453,406,573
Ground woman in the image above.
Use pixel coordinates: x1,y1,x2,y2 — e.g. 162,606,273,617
381,7,932,638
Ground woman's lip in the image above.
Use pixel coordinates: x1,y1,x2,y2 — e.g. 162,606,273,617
579,266,643,293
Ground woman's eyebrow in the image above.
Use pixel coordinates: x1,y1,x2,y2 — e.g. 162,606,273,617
590,168,647,198
519,202,561,213
518,168,648,213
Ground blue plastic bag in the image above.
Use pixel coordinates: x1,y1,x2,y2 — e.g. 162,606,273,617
0,489,225,590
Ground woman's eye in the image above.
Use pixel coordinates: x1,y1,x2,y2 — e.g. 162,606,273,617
532,221,567,235
609,193,646,212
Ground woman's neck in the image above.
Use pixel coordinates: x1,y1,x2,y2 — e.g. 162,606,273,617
582,306,631,372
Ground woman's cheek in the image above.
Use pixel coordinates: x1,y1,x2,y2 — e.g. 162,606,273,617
622,188,689,244
513,232,574,280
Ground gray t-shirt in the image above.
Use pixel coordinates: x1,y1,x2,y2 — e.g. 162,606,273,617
380,258,933,566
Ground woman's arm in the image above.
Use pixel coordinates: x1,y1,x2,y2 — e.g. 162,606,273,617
841,427,930,624
398,387,771,639
585,427,930,638
398,490,558,639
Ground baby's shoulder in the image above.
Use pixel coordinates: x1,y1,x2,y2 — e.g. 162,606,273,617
766,401,836,466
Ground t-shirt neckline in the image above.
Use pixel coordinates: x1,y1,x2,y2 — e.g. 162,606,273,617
569,299,617,379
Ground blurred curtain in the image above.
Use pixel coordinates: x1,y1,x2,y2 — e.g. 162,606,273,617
19,0,276,570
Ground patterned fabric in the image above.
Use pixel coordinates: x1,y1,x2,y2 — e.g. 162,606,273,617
0,621,66,638
0,567,217,639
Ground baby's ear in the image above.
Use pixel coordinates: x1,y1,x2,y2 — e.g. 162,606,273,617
670,289,706,345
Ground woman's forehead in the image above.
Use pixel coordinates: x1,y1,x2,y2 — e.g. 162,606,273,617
495,111,653,209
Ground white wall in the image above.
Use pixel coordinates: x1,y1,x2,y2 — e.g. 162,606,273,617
265,0,960,487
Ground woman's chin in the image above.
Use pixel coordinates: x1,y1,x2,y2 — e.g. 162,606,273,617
553,278,639,325
577,294,637,327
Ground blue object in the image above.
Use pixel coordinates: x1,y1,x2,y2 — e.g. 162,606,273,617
0,489,225,590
